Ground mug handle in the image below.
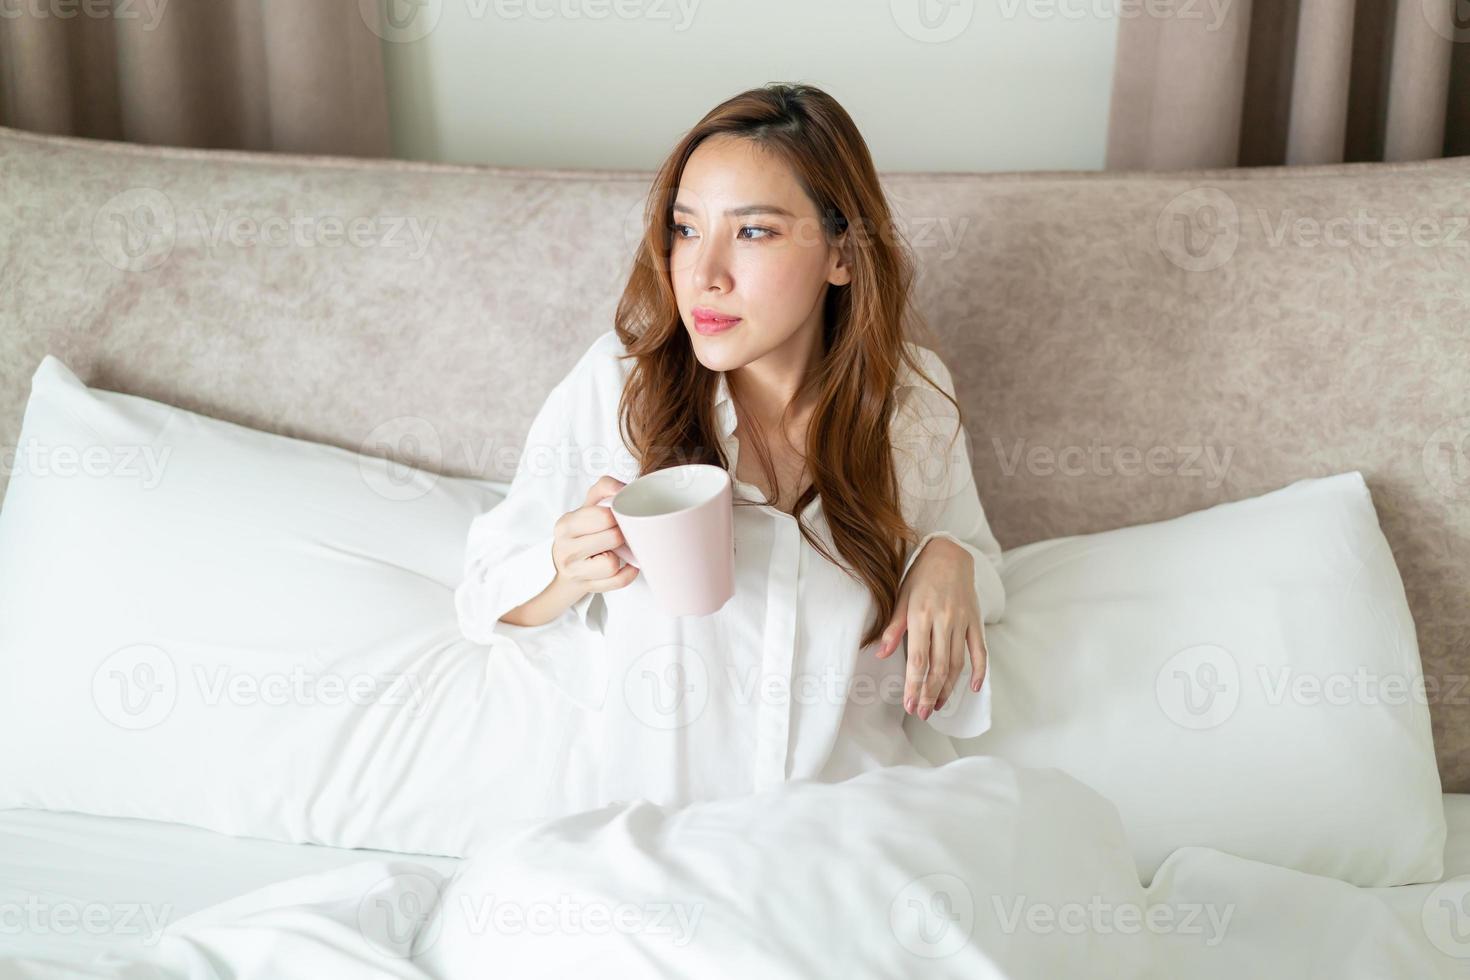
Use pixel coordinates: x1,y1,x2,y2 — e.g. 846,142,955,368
594,498,640,568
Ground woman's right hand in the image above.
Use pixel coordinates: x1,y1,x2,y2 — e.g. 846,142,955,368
551,475,641,598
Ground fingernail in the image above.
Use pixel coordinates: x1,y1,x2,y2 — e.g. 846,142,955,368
972,680,981,692
919,705,931,720
904,696,914,714
935,697,946,711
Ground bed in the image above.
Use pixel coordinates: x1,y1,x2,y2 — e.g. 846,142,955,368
2,792,1469,976
1,125,1467,978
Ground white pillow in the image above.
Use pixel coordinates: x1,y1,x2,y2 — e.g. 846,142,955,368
0,355,593,856
957,471,1446,887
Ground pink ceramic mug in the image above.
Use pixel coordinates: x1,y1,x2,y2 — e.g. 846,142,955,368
595,463,735,617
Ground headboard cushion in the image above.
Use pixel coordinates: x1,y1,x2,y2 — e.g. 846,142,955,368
2,127,1466,788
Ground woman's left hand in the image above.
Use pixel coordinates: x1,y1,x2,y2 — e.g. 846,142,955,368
874,538,987,720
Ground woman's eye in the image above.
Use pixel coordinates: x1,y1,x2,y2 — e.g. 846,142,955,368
671,223,775,241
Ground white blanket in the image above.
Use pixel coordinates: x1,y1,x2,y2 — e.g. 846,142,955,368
0,757,1452,979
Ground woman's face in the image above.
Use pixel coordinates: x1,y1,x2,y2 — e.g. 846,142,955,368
670,135,850,373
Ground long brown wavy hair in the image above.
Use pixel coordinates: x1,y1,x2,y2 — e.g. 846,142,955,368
611,82,960,648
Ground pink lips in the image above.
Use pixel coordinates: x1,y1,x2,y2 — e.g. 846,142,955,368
692,307,741,336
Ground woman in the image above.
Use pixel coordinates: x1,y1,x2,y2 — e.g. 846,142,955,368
455,83,1005,813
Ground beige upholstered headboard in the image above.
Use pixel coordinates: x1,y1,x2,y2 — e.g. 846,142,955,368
2,127,1467,789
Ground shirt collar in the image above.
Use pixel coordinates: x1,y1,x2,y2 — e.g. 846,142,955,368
713,370,738,442
717,368,829,519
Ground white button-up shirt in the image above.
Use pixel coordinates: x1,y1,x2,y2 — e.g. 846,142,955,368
455,330,1004,812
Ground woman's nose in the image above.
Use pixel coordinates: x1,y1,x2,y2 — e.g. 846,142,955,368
691,238,733,293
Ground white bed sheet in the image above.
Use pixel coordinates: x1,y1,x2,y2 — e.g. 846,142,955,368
1145,793,1470,980
0,808,459,972
1362,792,1470,979
2,795,1468,976
1431,792,1470,879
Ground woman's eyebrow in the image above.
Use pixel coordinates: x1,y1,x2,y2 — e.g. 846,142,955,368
672,202,797,218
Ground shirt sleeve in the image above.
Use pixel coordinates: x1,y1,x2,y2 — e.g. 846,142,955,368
453,353,611,712
891,347,1005,740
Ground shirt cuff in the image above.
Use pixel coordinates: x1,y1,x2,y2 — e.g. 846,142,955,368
454,535,608,711
902,531,1005,625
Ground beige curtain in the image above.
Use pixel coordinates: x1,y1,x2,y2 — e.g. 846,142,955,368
1107,0,1470,169
0,0,389,157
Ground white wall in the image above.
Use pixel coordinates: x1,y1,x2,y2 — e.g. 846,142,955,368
377,0,1120,173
